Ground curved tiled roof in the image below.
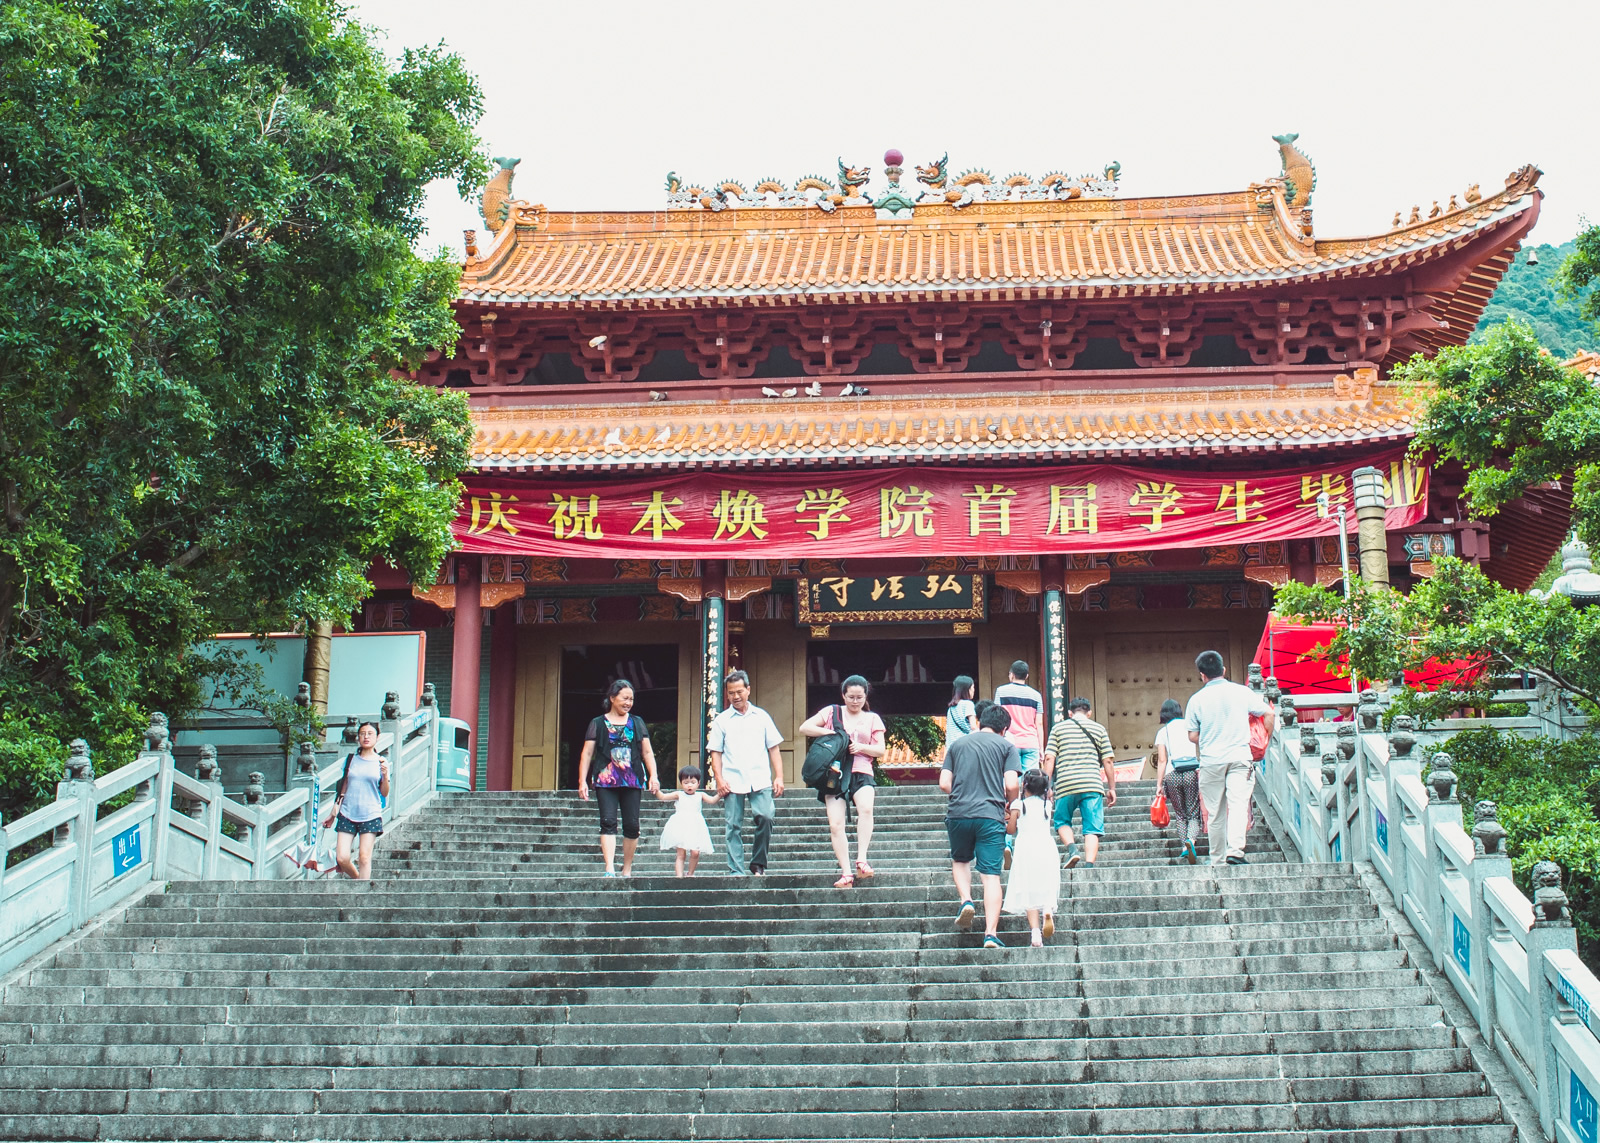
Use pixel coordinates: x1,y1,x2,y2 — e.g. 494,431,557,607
469,377,1418,472
459,168,1541,309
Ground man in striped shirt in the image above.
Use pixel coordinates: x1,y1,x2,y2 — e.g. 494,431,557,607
1043,697,1116,867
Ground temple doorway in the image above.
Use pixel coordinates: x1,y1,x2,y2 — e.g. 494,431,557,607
557,644,680,790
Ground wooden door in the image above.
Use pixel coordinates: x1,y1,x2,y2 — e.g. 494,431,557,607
1098,632,1229,758
744,621,806,787
514,633,561,790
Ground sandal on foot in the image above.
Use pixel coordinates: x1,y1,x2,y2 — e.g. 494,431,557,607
1030,930,1044,948
1042,913,1055,939
855,861,876,879
833,875,855,889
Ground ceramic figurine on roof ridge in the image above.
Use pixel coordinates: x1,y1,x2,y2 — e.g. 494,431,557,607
835,159,872,205
1272,133,1316,210
480,156,520,233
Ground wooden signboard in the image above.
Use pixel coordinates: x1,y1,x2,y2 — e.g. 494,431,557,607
796,574,985,625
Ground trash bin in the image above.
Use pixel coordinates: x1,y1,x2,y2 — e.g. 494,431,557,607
436,717,473,791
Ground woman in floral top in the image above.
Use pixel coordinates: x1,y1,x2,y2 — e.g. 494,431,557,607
577,678,661,876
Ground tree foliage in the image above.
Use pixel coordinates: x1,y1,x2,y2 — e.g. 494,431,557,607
1442,729,1600,962
1406,320,1600,548
1556,225,1600,338
1274,558,1600,712
0,0,484,820
1473,237,1597,357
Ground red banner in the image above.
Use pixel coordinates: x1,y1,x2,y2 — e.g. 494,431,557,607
454,450,1429,559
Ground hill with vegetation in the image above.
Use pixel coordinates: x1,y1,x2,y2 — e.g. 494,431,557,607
1472,237,1597,357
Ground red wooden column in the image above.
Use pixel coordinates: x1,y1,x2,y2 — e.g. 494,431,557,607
486,603,517,790
450,556,483,789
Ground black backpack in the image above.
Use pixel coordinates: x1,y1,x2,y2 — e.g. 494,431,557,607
801,706,850,792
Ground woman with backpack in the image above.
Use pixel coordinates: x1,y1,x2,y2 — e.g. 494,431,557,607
946,675,977,746
1152,698,1202,864
798,674,885,889
322,720,388,880
577,678,661,877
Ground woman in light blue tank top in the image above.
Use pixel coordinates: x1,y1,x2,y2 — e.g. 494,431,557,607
323,720,389,879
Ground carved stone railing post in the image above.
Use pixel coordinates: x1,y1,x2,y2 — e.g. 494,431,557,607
61,739,97,928
1421,751,1460,971
1466,800,1511,1045
1529,861,1580,1138
290,740,321,850
1247,662,1264,693
142,712,176,881
196,743,223,880
242,772,267,876
1383,714,1419,904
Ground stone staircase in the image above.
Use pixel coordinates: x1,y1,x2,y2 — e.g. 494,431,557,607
0,781,1515,1140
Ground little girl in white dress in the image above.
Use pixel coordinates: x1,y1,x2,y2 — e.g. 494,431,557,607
1005,769,1063,946
657,765,717,877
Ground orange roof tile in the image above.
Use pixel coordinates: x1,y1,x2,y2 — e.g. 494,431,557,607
460,169,1542,312
469,374,1416,472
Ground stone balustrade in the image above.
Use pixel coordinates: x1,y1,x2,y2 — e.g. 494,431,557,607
1261,682,1600,1142
0,686,442,978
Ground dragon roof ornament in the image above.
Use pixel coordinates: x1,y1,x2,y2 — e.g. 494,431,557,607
665,151,1121,214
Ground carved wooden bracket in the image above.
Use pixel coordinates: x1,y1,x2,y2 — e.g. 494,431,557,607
658,577,704,602
994,571,1043,596
1244,566,1292,588
412,584,455,610
481,583,526,609
1315,565,1347,587
1062,569,1111,595
725,576,773,602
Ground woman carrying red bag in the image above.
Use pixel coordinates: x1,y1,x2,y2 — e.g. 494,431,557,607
1152,699,1202,864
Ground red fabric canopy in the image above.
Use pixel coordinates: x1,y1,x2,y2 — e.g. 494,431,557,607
1252,616,1483,694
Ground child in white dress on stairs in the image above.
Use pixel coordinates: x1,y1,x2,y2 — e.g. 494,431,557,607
1004,769,1062,947
657,765,718,877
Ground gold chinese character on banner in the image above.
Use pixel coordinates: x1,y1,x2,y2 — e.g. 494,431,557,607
1383,458,1426,507
1046,484,1099,535
880,486,936,538
793,488,852,540
1301,473,1348,518
1128,481,1185,533
629,491,685,540
818,576,855,607
547,493,603,540
1215,480,1267,525
921,574,963,599
963,483,1017,536
467,492,521,537
710,489,770,541
871,576,906,601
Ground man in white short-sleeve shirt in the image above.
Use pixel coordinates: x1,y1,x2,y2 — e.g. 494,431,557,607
1184,650,1273,865
707,670,785,875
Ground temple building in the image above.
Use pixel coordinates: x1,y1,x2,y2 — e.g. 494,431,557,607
364,142,1554,789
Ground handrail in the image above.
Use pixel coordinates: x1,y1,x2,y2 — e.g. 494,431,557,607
0,689,443,980
1260,678,1592,1141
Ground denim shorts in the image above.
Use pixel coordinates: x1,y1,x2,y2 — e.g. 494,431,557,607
1052,792,1105,837
335,813,383,836
947,818,1007,876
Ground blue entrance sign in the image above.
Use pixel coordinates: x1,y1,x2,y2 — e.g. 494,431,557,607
111,823,143,877
1374,806,1389,854
1452,912,1471,976
1573,1069,1598,1143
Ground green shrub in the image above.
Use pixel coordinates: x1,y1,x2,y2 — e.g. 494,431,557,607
1432,729,1600,960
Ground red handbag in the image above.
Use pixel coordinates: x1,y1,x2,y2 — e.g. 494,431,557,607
1150,794,1170,828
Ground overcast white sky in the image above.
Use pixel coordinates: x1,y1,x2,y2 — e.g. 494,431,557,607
352,0,1599,258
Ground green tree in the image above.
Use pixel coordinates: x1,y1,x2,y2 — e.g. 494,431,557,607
0,0,485,820
1556,225,1600,338
1472,237,1597,358
1407,320,1600,549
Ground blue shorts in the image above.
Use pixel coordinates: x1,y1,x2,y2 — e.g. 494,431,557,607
947,818,1007,876
1052,792,1104,837
335,813,383,836
1018,748,1041,771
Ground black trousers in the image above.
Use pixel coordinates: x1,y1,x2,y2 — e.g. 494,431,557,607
595,786,642,839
